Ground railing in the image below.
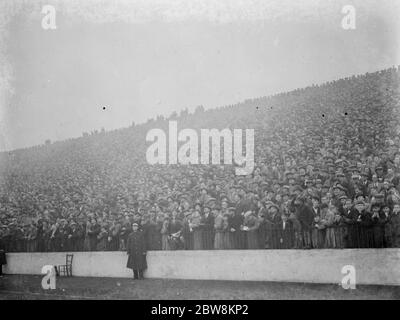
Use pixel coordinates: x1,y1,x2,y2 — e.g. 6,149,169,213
2,222,395,252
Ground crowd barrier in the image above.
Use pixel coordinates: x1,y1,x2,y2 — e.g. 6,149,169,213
3,249,400,285
2,223,394,253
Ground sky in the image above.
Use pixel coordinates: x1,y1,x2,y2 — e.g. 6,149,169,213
0,0,399,151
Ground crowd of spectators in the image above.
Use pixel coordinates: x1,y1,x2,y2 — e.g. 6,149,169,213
1,67,400,252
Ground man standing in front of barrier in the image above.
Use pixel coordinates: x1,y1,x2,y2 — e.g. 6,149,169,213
0,230,7,277
126,222,147,280
294,196,314,249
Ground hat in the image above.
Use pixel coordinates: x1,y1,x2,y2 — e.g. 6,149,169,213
267,203,279,211
207,198,217,203
333,184,346,192
292,185,303,193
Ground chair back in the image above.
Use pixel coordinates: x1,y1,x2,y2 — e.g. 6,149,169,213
66,254,73,266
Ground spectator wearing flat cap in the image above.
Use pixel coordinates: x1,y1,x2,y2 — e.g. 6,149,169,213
119,217,132,251
26,224,37,252
213,209,230,250
321,205,344,248
352,200,374,248
87,218,100,251
66,221,83,251
49,222,61,252
161,216,171,251
141,214,161,251
311,199,325,248
200,206,214,250
190,209,203,250
107,220,121,251
293,197,314,249
96,225,109,251
274,213,295,249
230,206,246,250
340,198,358,248
170,211,185,250
385,203,400,247
242,210,261,249
370,204,387,248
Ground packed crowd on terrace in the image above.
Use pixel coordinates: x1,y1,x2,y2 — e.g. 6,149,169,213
1,67,400,252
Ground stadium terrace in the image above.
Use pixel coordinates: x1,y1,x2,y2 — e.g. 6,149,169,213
0,67,400,256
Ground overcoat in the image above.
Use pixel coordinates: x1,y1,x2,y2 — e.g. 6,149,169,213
126,231,147,270
356,210,374,248
371,212,387,248
201,213,215,249
243,214,260,249
341,209,359,248
385,213,400,247
190,212,203,250
143,221,162,251
214,214,226,250
0,238,7,265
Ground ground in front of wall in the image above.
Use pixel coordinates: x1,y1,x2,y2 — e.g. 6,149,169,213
0,274,399,300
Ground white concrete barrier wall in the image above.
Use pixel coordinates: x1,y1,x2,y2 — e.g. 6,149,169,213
3,249,400,285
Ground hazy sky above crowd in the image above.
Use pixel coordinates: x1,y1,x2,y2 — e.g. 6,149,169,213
0,0,399,151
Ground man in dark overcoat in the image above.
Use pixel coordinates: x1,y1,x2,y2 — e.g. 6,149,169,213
126,223,147,280
0,234,7,277
385,203,400,247
294,196,314,248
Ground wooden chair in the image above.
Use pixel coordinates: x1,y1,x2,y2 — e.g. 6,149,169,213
56,254,73,277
